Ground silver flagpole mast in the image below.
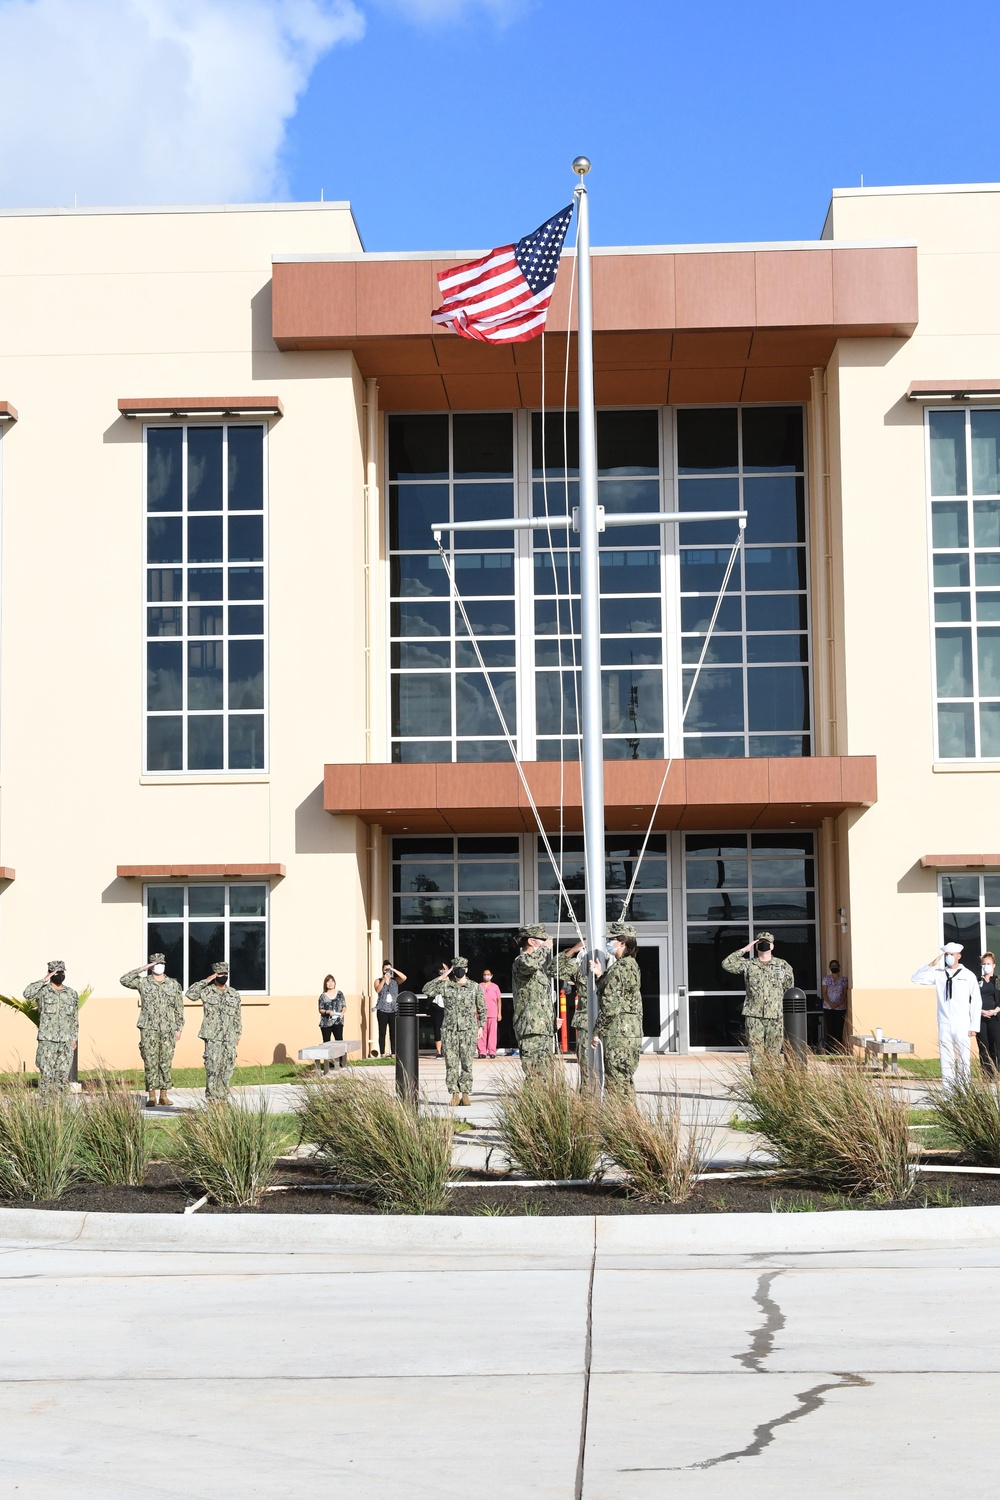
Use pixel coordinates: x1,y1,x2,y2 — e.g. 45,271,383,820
571,156,606,1066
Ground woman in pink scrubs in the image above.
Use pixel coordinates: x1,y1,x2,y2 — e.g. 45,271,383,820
477,967,502,1058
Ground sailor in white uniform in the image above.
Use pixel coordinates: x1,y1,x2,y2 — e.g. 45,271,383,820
911,942,982,1086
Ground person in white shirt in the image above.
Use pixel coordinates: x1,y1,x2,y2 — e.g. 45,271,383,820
911,942,982,1086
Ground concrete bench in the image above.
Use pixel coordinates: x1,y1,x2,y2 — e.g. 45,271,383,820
851,1033,915,1074
297,1041,361,1075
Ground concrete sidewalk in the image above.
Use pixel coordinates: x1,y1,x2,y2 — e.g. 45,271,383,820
1,1208,998,1498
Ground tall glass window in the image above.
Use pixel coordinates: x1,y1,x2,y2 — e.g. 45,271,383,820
387,406,808,763
534,410,666,760
388,414,516,763
390,835,522,997
927,408,1000,759
940,872,1000,958
536,833,669,926
684,832,818,1047
144,882,268,991
145,424,266,773
678,407,810,757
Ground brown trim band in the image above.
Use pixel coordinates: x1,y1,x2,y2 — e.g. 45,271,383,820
0,402,17,423
118,397,284,419
117,863,285,879
0,868,15,881
920,854,1000,869
907,381,1000,401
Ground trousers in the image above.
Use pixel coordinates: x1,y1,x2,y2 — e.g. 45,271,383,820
519,1034,554,1073
36,1039,74,1090
477,999,498,1057
203,1038,238,1100
139,1029,176,1092
443,1025,476,1093
377,1012,396,1055
744,1015,784,1054
939,1022,972,1087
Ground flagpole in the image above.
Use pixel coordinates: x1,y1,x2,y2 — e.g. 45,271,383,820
571,156,606,1070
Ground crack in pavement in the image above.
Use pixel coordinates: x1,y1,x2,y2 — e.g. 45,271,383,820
737,1270,785,1373
622,1371,872,1471
622,1270,872,1473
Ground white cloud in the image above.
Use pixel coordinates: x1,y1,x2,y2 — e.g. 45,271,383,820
0,0,365,206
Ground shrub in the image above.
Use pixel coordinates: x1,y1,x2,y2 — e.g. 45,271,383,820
0,1085,81,1201
299,1076,454,1214
493,1065,601,1181
77,1076,151,1186
171,1097,285,1208
599,1090,706,1203
729,1051,914,1201
928,1072,1000,1165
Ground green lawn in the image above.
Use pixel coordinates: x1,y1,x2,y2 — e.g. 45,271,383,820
0,1057,397,1089
899,1058,943,1079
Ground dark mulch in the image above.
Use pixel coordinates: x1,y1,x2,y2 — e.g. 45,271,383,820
5,1156,1000,1215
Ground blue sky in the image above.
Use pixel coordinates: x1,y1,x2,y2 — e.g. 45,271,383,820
284,0,1000,250
0,0,997,248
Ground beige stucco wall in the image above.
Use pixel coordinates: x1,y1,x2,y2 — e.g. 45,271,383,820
824,185,1000,1054
0,204,377,1070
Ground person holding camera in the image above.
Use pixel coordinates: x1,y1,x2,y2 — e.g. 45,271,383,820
373,960,406,1058
723,931,794,1055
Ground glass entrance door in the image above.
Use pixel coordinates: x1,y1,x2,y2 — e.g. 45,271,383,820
637,936,675,1052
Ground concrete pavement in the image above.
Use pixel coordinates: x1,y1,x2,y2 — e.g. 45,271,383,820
1,1209,999,1498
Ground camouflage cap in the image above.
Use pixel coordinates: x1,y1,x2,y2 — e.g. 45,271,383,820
451,956,468,969
211,961,229,974
755,931,775,944
607,922,637,940
148,952,166,964
47,960,65,972
519,923,550,941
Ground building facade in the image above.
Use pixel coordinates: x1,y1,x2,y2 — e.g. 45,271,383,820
0,183,996,1067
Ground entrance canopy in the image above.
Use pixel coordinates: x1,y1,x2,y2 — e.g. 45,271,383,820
272,240,917,407
324,755,876,834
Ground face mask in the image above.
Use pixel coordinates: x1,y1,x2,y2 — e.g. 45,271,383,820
215,974,228,985
984,963,995,975
756,943,771,956
152,964,166,975
452,967,467,979
945,954,958,968
51,972,65,985
605,942,618,960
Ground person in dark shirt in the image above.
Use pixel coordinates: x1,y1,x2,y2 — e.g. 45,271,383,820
976,952,1000,1076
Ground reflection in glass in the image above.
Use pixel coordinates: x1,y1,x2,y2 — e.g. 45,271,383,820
227,427,264,510
147,429,182,511
188,715,224,770
929,409,967,495
188,428,223,510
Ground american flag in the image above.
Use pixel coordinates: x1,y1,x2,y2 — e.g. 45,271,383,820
431,204,575,345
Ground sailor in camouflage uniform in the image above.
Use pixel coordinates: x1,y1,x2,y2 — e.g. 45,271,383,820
422,957,487,1106
589,922,643,1097
722,931,794,1054
186,961,242,1100
512,925,585,1074
120,952,185,1107
24,961,79,1092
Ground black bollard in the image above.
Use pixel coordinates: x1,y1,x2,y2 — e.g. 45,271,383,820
783,986,809,1063
395,991,419,1101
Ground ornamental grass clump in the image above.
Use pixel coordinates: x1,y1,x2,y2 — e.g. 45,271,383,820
299,1076,454,1214
0,1083,81,1202
599,1090,706,1203
76,1075,151,1187
729,1050,914,1201
928,1071,1000,1165
493,1064,601,1181
171,1097,284,1208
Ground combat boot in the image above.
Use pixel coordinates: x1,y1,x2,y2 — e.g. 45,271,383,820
449,1092,460,1106
147,1091,157,1107
158,1089,169,1106
460,1092,471,1107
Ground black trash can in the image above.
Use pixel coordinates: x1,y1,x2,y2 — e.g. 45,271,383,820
783,986,809,1062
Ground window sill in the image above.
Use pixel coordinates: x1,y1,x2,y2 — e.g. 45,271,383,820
140,774,270,785
932,761,1000,773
